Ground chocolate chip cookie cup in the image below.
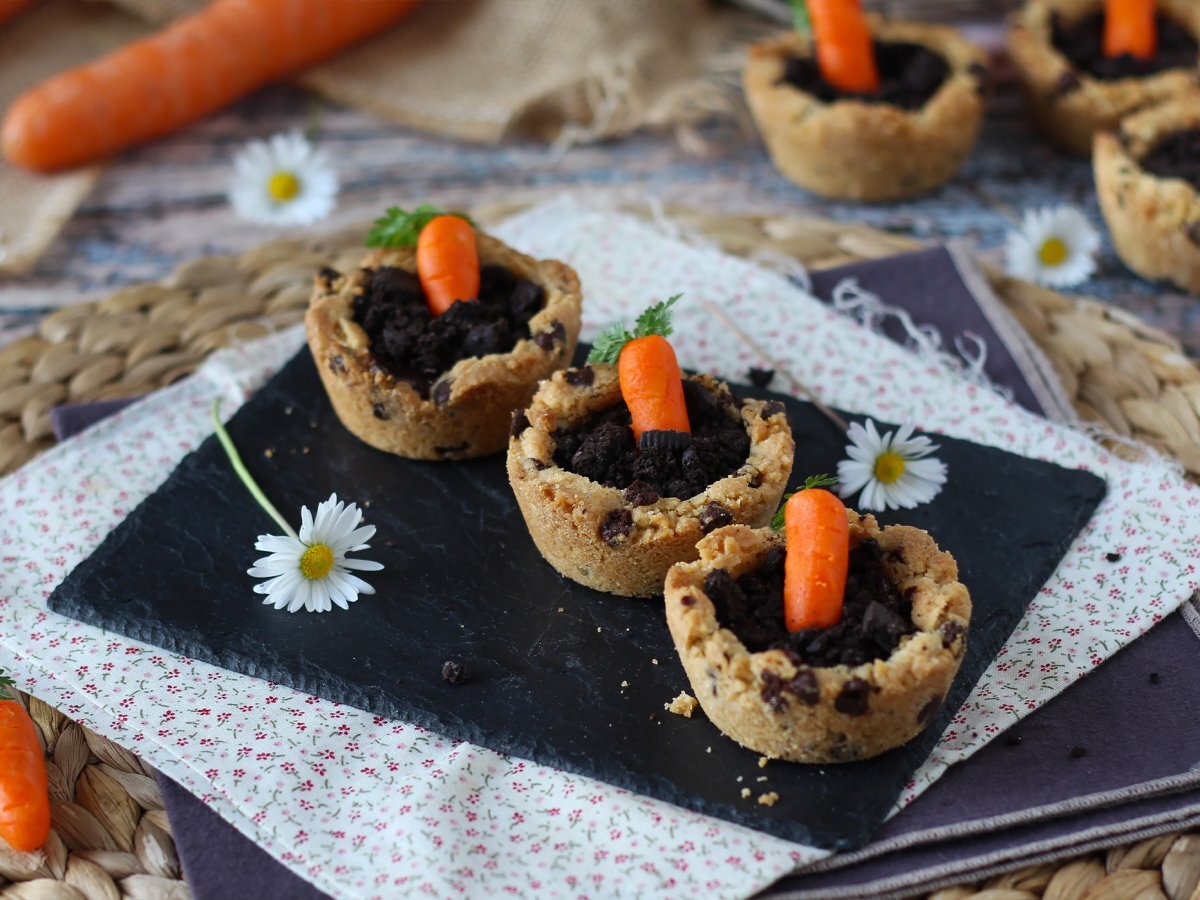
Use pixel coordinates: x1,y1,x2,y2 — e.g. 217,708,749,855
507,365,794,598
1095,98,1200,293
742,19,987,202
1009,0,1200,157
664,516,970,763
306,232,582,460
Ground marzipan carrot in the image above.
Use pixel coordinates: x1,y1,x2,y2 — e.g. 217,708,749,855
0,0,33,29
618,334,691,442
0,672,50,853
806,0,880,94
783,488,850,632
1104,0,1157,59
416,214,481,317
1,0,422,172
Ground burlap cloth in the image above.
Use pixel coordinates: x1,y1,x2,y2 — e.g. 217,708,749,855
0,0,733,274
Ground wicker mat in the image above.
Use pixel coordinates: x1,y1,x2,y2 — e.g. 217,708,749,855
2,207,1199,899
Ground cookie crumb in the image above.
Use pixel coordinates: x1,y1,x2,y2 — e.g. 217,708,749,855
756,776,767,782
736,776,743,783
441,661,469,685
557,607,564,613
741,788,752,799
302,446,310,454
264,448,275,458
757,792,780,807
621,680,630,689
652,658,659,665
665,692,698,718
706,746,712,754
758,756,770,768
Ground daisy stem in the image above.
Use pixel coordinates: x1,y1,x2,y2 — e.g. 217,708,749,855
211,399,299,539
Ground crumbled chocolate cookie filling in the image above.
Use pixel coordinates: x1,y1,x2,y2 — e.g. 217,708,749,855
706,539,915,668
552,380,750,500
778,41,951,111
441,660,470,684
352,264,546,397
1139,128,1200,190
1052,12,1197,81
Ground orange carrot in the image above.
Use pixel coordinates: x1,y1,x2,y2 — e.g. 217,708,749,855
0,676,50,853
807,0,880,94
1,0,422,172
783,488,849,632
0,0,33,29
416,214,480,317
1104,0,1157,59
618,334,691,442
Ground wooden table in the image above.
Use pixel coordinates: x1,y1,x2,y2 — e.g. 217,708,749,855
1,80,1197,360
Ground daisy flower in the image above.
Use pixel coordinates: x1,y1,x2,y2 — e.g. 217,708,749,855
837,419,947,512
248,494,383,613
228,131,337,226
1004,206,1100,288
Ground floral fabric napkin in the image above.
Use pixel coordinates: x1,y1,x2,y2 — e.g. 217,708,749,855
2,199,1198,899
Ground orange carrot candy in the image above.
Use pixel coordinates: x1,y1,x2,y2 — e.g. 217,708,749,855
587,295,690,443
773,476,850,632
0,671,50,853
797,0,880,94
1104,0,1157,59
1,0,422,173
364,204,480,318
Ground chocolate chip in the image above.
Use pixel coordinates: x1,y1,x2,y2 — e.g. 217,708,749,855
599,508,633,545
432,380,452,406
528,458,549,471
747,367,775,388
623,480,661,506
1105,551,1122,562
638,430,692,452
317,266,341,287
329,354,346,374
441,661,470,684
940,621,966,649
1049,69,1081,99
834,678,873,717
1150,672,1161,685
785,669,819,706
917,695,943,725
1069,745,1087,758
533,321,566,351
371,401,389,420
862,601,909,655
510,409,530,438
1005,734,1023,747
1187,222,1200,247
760,671,788,713
760,400,786,419
697,501,734,534
565,366,595,386
746,469,763,489
681,595,696,607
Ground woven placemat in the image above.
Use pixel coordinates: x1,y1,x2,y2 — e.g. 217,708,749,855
3,206,1199,900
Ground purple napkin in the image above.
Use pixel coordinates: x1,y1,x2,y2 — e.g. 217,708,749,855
53,246,1196,898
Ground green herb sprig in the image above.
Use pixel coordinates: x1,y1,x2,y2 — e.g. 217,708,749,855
365,204,473,249
0,669,16,700
587,294,682,365
770,473,839,530
790,0,811,35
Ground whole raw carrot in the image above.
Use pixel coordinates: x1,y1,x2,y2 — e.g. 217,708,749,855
416,215,480,317
618,334,691,442
1,0,422,172
783,488,849,631
1104,0,1156,59
0,673,50,853
0,0,33,29
806,0,880,94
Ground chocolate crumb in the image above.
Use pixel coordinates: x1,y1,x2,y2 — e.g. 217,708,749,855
441,661,469,684
533,321,566,351
747,367,775,388
1005,734,1023,747
681,595,696,607
639,430,692,452
599,508,634,545
565,366,595,386
510,409,530,438
371,401,389,420
624,480,662,506
432,380,453,406
834,678,874,717
1105,551,1122,562
697,501,734,534
1150,672,1161,685
1069,745,1087,759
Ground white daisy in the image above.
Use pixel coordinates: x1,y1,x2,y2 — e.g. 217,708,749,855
1004,206,1100,288
228,131,338,226
836,420,947,512
247,494,383,613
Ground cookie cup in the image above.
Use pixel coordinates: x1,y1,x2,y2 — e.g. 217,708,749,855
743,19,987,201
507,365,794,598
1095,98,1200,293
1009,0,1200,156
664,517,971,763
306,233,582,460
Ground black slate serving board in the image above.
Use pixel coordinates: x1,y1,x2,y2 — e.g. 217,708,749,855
49,349,1105,850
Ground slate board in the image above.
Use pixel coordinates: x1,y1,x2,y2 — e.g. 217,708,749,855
49,349,1106,850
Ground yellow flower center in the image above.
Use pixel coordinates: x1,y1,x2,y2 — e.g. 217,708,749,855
1037,237,1069,267
267,171,301,202
299,543,334,580
874,452,907,485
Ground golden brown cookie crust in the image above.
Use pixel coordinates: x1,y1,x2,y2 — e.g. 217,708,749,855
1009,0,1200,156
507,365,794,598
305,232,582,460
664,516,971,763
1095,98,1200,293
743,19,988,202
